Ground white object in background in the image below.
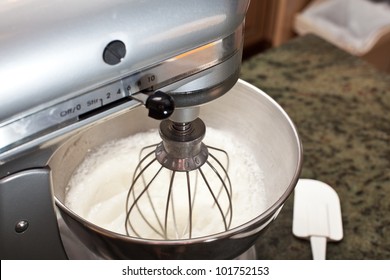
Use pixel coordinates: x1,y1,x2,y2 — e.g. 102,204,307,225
294,0,390,56
292,179,343,260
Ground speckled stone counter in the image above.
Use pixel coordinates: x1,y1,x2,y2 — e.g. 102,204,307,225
240,34,390,259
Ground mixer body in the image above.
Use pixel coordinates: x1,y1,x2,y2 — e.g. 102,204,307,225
0,0,303,260
0,0,250,259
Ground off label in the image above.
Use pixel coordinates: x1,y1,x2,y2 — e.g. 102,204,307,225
60,104,82,117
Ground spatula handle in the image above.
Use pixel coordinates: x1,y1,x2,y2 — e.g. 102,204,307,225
310,236,327,260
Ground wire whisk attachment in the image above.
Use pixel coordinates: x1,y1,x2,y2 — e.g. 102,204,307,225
125,118,233,240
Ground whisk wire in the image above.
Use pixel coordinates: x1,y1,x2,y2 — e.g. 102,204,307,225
164,171,176,239
198,166,229,231
207,146,232,198
205,158,233,228
125,156,165,238
186,171,193,239
137,144,165,232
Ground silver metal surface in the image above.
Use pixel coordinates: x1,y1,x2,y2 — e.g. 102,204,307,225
170,107,201,123
0,0,249,122
0,0,247,154
0,27,242,153
157,119,208,171
0,169,67,259
58,214,258,260
50,80,303,259
15,220,29,233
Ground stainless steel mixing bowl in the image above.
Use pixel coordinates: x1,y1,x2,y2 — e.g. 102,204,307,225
50,79,303,259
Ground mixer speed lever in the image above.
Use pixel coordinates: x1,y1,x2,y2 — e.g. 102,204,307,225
131,91,175,120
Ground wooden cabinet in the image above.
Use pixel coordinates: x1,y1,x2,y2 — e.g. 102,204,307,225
244,0,311,56
244,0,274,50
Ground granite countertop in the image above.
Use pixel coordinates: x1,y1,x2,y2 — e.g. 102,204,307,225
240,34,390,259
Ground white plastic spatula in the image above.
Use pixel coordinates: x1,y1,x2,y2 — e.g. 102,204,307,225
293,179,343,260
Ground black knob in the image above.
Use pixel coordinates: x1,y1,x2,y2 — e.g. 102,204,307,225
145,91,175,120
103,40,126,65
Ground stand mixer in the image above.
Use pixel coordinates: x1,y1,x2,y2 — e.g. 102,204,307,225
0,0,302,259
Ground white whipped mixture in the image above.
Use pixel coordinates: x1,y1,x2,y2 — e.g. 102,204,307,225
65,127,266,240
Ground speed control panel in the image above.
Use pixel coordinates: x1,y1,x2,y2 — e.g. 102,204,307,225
0,80,132,153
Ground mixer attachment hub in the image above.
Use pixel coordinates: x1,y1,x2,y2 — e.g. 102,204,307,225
157,118,208,172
